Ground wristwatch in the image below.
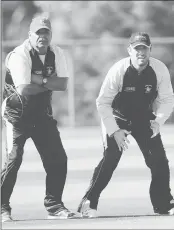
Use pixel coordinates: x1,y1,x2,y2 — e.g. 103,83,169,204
42,77,48,85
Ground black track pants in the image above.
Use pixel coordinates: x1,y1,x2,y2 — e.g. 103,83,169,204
1,117,67,214
80,122,173,212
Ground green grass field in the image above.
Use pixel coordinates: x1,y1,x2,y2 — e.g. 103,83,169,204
1,125,174,229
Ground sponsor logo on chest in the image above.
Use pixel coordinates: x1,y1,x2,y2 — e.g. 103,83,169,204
144,85,152,93
34,70,42,74
33,66,54,76
46,66,53,76
124,86,136,92
124,85,153,93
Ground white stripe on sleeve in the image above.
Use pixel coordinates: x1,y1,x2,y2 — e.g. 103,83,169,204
54,46,69,78
96,62,123,136
4,119,14,154
6,52,31,88
151,59,174,125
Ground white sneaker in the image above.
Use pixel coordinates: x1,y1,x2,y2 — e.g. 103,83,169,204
78,200,97,218
168,207,174,215
1,211,13,222
48,206,81,219
169,199,174,215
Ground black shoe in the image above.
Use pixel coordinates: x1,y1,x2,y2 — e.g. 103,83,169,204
154,208,174,215
154,199,174,215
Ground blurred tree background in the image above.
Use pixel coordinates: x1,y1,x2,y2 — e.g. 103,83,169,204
2,1,174,126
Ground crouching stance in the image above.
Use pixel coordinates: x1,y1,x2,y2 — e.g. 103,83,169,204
77,32,174,218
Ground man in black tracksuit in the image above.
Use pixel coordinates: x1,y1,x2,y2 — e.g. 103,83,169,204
1,15,79,222
77,32,174,217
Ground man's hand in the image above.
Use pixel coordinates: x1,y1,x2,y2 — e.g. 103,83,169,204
113,129,131,151
150,120,160,138
50,72,57,78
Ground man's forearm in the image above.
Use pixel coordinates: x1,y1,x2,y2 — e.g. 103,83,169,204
97,104,120,136
153,95,174,125
31,73,68,91
44,75,68,91
17,83,48,96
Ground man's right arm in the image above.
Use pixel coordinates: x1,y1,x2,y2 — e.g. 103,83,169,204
7,52,48,96
96,63,122,137
97,61,131,150
17,83,48,95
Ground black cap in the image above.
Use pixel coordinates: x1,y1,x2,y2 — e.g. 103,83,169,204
129,32,151,48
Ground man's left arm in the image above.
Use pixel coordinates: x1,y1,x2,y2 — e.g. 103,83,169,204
43,73,68,91
152,64,174,127
31,46,69,91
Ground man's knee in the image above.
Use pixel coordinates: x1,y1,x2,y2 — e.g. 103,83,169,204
149,155,169,174
4,147,23,166
45,152,67,169
44,160,67,176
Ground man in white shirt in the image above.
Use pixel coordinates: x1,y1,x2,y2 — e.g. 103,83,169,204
1,15,80,222
77,32,174,217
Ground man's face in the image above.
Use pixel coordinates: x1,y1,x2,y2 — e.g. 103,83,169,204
128,45,151,67
29,28,52,51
